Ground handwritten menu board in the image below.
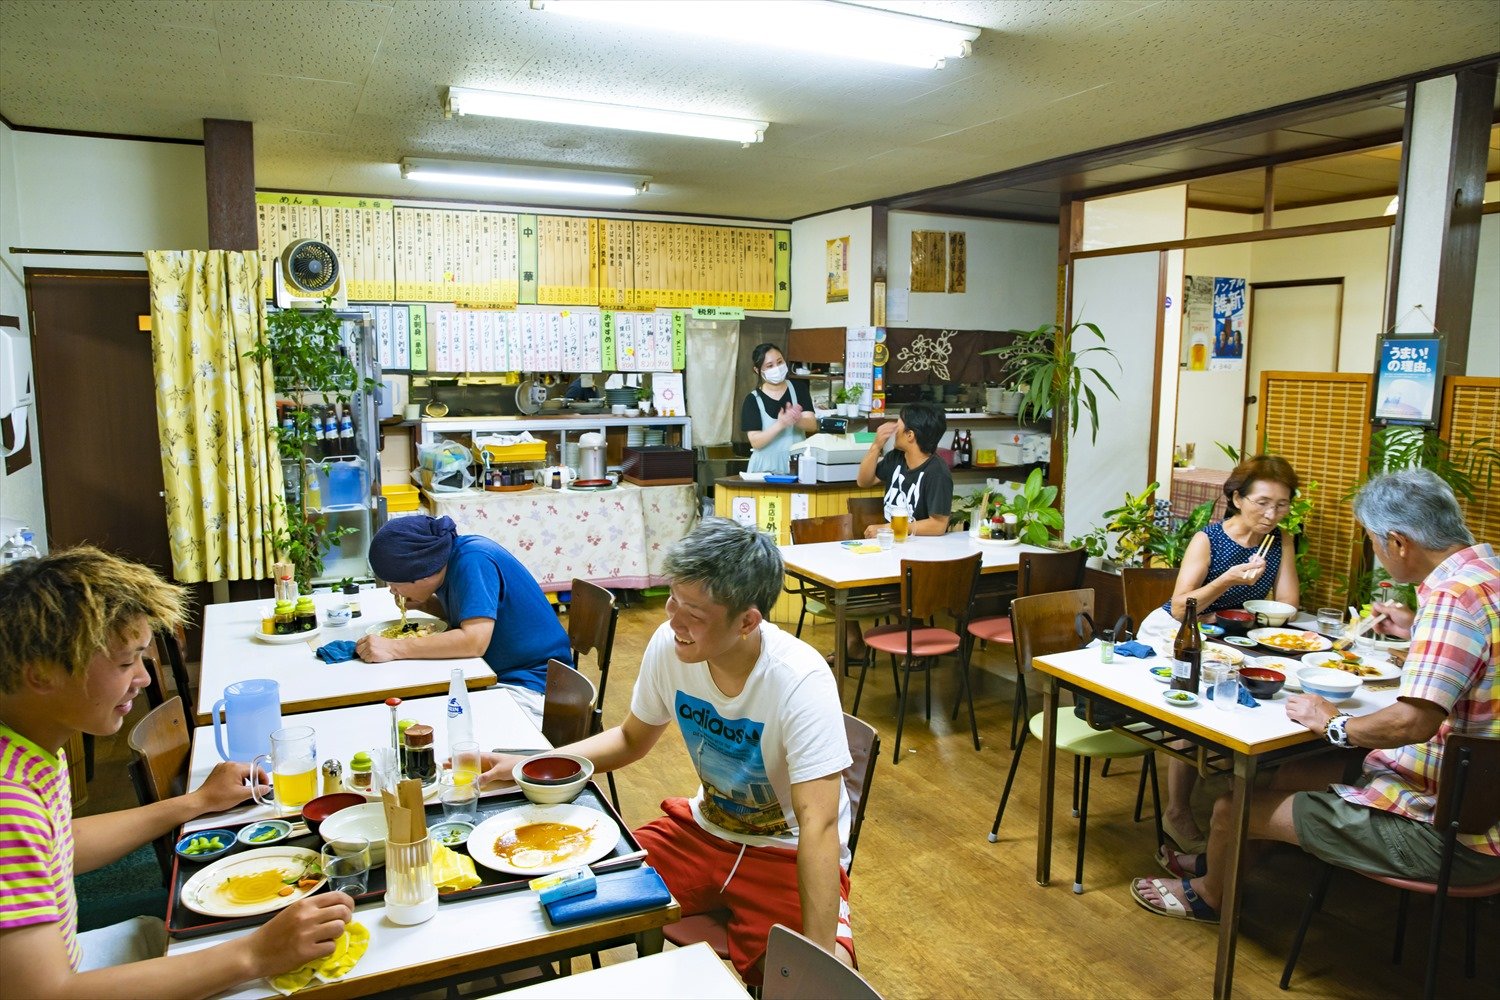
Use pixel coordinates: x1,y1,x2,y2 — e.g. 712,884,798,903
537,216,599,305
598,219,635,309
632,222,776,310
394,208,520,305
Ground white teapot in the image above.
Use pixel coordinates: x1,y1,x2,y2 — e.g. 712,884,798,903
535,465,577,488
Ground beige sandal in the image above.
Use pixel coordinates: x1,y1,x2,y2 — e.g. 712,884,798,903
1162,814,1207,853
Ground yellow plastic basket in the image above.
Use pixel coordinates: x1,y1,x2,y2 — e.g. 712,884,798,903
381,483,421,512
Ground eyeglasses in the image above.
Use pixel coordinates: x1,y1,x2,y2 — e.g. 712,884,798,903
1240,495,1291,514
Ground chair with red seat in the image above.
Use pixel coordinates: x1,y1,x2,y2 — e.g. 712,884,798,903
858,552,983,763
961,548,1086,749
1279,734,1500,1000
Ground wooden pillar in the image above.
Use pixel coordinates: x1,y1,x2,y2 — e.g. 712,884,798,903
202,119,258,251
1387,65,1495,375
870,204,888,327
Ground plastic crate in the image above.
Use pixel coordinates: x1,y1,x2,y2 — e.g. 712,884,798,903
381,483,420,512
474,438,547,465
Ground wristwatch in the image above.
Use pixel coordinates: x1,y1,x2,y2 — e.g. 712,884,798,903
1324,713,1353,748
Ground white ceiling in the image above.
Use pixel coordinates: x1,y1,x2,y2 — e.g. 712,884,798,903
1,0,1497,220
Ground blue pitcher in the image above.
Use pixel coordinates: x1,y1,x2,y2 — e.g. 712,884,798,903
212,679,282,762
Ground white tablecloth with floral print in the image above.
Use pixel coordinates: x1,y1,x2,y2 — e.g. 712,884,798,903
425,483,699,591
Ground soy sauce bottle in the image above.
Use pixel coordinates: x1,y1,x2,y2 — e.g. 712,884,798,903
1171,598,1202,692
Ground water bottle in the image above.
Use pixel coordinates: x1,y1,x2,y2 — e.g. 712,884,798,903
446,668,474,750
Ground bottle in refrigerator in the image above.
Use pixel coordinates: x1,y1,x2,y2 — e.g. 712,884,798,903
338,405,355,455
1171,597,1202,692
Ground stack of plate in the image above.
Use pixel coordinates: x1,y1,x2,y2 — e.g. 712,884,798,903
626,427,645,448
605,387,637,408
643,429,666,447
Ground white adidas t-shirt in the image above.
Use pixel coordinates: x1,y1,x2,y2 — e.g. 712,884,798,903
631,620,853,865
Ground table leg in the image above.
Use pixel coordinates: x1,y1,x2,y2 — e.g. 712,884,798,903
832,590,849,702
1214,752,1258,1000
1034,675,1058,887
636,926,665,956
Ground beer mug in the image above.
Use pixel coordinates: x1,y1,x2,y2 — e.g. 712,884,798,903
890,513,910,543
251,725,318,813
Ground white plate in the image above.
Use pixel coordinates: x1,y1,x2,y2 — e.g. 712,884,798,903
466,802,619,876
1303,650,1401,682
1247,627,1332,654
1202,642,1245,666
364,616,448,639
252,627,321,645
178,846,325,917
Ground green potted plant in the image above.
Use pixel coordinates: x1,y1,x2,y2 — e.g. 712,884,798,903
245,298,374,592
981,320,1119,453
999,468,1063,546
635,383,653,415
833,385,860,418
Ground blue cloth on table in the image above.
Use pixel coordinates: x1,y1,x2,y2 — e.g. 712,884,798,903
1203,681,1259,708
1114,640,1156,659
315,640,358,664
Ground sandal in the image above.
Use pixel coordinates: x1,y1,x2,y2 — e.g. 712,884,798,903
1157,844,1207,878
1162,814,1207,853
1131,877,1219,924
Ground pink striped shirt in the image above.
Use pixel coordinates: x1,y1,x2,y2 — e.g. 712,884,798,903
0,725,79,970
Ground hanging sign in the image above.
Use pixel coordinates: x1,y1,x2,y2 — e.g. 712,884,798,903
1372,334,1442,427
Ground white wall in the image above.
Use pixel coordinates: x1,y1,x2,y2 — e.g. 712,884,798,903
886,211,1054,331
0,125,209,546
1470,213,1499,378
1081,185,1187,251
789,207,872,328
1178,209,1256,468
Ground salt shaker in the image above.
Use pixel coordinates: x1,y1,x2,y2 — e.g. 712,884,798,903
321,759,343,796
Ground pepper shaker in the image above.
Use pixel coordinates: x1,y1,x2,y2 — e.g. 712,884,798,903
321,758,343,796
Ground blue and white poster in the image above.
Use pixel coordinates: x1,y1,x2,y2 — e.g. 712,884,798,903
1374,336,1441,426
1210,277,1246,370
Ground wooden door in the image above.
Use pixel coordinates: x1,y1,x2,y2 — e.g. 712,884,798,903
1244,281,1342,452
26,270,172,572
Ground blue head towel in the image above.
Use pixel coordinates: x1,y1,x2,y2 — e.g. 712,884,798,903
369,515,457,582
316,640,358,664
1114,640,1155,659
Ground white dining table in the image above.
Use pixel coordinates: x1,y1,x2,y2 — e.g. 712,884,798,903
779,532,1052,697
194,589,497,724
1027,646,1400,1000
182,689,549,834
495,942,751,999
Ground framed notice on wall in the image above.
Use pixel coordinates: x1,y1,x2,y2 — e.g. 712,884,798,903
826,237,849,303
1372,334,1442,427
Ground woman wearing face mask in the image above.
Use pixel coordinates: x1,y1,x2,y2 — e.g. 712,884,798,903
742,343,818,474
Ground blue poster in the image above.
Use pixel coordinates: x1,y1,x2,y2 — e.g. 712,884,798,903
1211,277,1246,368
1374,336,1441,425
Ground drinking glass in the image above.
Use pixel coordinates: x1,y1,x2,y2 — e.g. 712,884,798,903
448,740,482,787
320,836,370,895
1316,607,1344,636
890,513,910,543
250,725,317,813
441,776,479,823
1208,664,1240,712
876,528,894,550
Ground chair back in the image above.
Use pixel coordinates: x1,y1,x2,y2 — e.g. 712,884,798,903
127,696,190,804
841,714,879,870
1121,567,1179,626
763,923,883,1000
567,579,618,704
1017,547,1087,599
848,497,886,539
792,514,853,544
154,626,195,734
1010,589,1095,675
901,553,982,626
1435,735,1500,835
542,659,597,748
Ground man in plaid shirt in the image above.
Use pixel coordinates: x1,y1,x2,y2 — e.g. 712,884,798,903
1134,468,1500,923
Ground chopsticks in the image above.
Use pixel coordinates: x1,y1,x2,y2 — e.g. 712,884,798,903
1333,612,1388,651
1253,534,1274,561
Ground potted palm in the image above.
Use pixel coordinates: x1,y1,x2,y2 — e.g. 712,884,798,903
981,320,1119,468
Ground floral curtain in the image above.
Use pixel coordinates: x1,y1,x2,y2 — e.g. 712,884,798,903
145,250,284,583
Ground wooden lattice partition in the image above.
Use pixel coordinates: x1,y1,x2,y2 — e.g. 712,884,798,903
1440,376,1500,545
1259,371,1372,610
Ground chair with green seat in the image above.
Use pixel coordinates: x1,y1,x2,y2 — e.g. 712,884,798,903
988,588,1162,894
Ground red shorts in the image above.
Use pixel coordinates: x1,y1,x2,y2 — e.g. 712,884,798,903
633,797,855,984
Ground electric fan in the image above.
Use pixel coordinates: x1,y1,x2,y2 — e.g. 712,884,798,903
274,239,346,308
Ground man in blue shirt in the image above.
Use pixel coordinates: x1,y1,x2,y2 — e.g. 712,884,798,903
358,515,572,722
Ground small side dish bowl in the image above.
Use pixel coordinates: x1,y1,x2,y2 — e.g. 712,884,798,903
175,828,236,863
1298,666,1363,702
1148,664,1174,683
235,819,292,848
302,792,366,837
1244,599,1297,627
1223,635,1259,649
1197,623,1226,639
431,820,474,849
320,802,389,865
513,752,593,805
1162,689,1199,708
1239,666,1286,699
1216,608,1255,634
518,754,586,785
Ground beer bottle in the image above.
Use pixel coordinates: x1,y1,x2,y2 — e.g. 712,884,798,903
1171,598,1202,692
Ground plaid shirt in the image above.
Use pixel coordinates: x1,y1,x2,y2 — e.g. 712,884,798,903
1335,544,1500,855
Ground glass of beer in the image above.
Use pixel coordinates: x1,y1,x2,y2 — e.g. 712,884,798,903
891,513,910,543
251,725,318,814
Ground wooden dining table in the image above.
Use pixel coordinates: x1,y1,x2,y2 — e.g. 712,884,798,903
194,589,497,725
170,689,681,998
779,533,1052,698
1027,647,1400,999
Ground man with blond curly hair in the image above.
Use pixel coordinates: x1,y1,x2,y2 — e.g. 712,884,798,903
0,547,353,996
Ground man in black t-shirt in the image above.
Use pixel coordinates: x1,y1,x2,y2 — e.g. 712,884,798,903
855,401,953,538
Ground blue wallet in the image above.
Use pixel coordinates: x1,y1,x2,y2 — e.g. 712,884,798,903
543,865,672,926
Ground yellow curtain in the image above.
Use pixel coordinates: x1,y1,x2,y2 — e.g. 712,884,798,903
146,250,284,583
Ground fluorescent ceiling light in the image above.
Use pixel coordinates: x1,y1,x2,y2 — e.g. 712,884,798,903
400,158,651,197
444,87,767,144
533,0,980,69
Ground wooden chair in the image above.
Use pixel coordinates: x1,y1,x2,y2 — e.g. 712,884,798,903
541,658,597,748
786,514,854,637
663,714,881,969
1121,567,1179,627
1280,735,1500,1000
859,553,983,763
763,923,883,1000
154,626,195,734
988,589,1162,894
127,696,191,882
847,497,886,540
960,548,1087,750
567,579,621,809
